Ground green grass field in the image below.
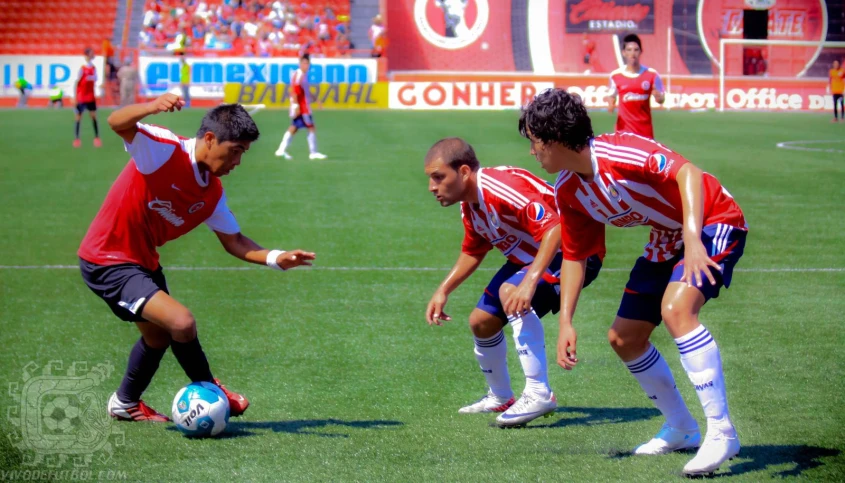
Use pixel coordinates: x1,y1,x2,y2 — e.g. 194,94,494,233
0,107,843,482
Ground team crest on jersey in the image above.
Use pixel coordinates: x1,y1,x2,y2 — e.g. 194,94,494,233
488,206,500,229
641,80,650,91
607,184,620,200
652,153,668,173
527,202,547,222
188,201,205,214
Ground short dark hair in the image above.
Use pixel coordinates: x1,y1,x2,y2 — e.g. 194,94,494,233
196,104,260,143
84,47,94,57
426,137,480,172
518,88,593,152
300,53,311,62
622,34,642,51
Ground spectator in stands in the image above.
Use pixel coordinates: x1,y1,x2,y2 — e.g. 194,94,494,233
117,59,139,107
369,14,386,58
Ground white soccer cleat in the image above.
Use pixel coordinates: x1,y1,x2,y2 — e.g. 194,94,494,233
682,428,740,476
458,391,515,414
274,149,292,159
633,422,701,455
309,152,327,160
495,392,557,428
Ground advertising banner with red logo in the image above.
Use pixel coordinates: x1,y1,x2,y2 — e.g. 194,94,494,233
386,0,836,77
566,0,655,34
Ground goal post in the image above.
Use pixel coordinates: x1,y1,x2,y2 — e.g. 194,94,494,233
718,39,845,112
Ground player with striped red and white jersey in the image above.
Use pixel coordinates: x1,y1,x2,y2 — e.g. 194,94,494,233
520,89,747,476
274,54,327,160
424,138,602,428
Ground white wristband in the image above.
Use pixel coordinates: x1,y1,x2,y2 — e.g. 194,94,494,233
266,249,286,271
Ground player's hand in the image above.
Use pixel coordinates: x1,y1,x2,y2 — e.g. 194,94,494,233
681,239,722,288
557,321,578,370
149,93,185,114
502,278,537,319
274,249,316,270
605,96,616,112
425,290,451,326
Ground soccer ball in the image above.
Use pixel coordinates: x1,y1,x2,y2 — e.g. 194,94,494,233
172,382,230,437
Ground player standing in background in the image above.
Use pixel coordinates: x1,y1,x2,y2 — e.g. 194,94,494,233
79,93,316,422
424,138,602,428
520,89,747,476
274,54,327,160
604,34,665,139
74,47,101,148
828,60,844,123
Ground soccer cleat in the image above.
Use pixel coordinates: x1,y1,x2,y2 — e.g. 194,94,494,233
107,392,170,422
274,149,292,159
495,391,557,428
309,152,327,160
682,428,740,477
72,139,81,148
458,391,515,414
93,138,102,147
212,378,249,417
633,423,701,455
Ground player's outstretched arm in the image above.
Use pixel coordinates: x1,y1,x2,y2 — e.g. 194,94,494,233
426,252,485,326
214,231,315,271
502,224,561,318
677,163,722,288
107,93,185,144
557,258,586,370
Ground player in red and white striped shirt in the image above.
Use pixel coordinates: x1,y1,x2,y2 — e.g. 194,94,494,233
424,138,602,428
274,54,327,160
519,89,746,476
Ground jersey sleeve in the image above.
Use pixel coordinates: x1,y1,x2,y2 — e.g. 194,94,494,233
204,191,241,234
125,123,179,174
515,198,559,243
460,205,493,257
559,202,606,261
652,72,665,93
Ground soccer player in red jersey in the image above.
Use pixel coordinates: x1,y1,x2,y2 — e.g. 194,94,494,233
424,138,602,428
520,89,747,476
79,93,316,422
274,54,327,160
604,34,665,139
74,47,102,148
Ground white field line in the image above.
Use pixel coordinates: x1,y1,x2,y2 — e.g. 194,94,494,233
0,265,842,273
776,140,845,154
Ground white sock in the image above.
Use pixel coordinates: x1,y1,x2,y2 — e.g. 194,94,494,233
278,131,293,152
510,310,551,398
676,325,733,434
626,344,697,431
307,131,318,154
474,331,512,399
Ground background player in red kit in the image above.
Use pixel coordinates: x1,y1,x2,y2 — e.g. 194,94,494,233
79,93,316,422
274,54,327,160
520,89,747,476
605,34,665,139
424,138,602,428
74,47,102,148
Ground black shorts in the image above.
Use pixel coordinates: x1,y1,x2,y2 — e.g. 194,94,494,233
75,101,97,114
79,258,168,322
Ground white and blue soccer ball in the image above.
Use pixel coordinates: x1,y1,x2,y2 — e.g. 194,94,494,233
172,382,230,437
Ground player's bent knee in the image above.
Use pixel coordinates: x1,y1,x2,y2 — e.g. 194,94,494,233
468,311,504,338
497,282,516,302
607,326,649,357
169,311,198,341
661,301,693,326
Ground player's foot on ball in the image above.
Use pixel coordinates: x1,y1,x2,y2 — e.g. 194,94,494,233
309,152,327,160
682,427,740,477
212,378,249,416
274,149,292,159
72,139,81,148
93,138,102,147
495,391,556,428
458,391,515,414
633,422,701,455
107,392,170,422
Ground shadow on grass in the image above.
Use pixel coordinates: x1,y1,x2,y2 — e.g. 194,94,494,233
610,444,841,478
166,419,404,439
518,406,662,430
